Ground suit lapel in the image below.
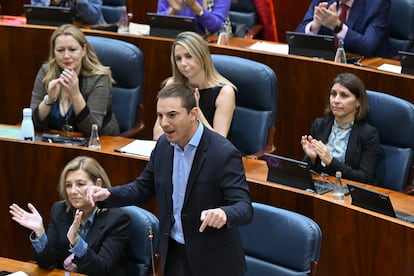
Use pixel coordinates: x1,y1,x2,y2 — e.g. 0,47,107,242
182,129,209,207
346,0,365,29
83,210,107,245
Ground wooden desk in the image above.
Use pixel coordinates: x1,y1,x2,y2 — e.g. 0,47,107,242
1,23,413,165
243,158,414,276
2,127,414,275
0,257,85,276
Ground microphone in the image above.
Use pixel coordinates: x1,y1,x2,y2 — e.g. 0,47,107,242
148,226,156,276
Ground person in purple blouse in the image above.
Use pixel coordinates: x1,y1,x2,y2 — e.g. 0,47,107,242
157,0,232,35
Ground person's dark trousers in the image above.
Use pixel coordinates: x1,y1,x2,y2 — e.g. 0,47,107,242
164,238,192,276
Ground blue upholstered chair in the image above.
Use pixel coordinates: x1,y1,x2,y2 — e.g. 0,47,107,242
229,0,263,38
121,206,159,276
366,90,414,191
211,54,278,158
86,36,144,137
239,202,322,276
101,0,127,24
388,0,414,56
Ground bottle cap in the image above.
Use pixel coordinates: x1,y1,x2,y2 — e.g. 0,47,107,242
23,108,32,117
335,171,342,178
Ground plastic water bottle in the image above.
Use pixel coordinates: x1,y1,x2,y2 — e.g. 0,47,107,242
88,124,101,149
332,171,345,202
20,108,35,141
217,24,229,46
117,6,129,34
334,39,347,64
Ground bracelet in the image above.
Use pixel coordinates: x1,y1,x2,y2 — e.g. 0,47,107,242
197,9,204,17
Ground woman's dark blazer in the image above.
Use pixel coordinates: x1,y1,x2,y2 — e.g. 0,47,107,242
33,201,130,276
102,126,253,276
304,116,381,183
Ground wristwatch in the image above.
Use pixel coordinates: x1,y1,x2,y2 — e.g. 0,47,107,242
333,22,343,34
43,94,55,106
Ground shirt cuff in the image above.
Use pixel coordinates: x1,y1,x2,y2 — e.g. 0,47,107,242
69,237,88,257
30,230,47,253
305,22,319,35
335,24,348,40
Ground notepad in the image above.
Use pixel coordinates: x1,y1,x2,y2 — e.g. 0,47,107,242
115,139,157,158
0,125,21,140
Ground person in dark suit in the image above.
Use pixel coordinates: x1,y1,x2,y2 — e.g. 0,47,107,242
301,73,381,183
9,156,130,276
295,0,391,58
88,83,253,276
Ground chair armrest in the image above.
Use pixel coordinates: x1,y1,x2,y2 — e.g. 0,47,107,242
244,24,263,39
310,260,319,276
119,104,145,138
404,165,414,195
119,121,144,138
245,126,276,159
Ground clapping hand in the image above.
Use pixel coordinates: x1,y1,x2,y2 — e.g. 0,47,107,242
67,209,82,246
314,2,340,30
9,203,44,238
168,0,184,11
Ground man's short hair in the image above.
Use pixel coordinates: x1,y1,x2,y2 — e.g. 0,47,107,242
157,83,196,113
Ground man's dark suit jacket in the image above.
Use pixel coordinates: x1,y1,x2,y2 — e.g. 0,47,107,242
295,0,391,57
34,201,130,276
104,126,253,276
304,116,381,183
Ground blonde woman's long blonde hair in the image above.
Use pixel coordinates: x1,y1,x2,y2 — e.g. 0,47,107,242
168,31,236,91
43,24,112,91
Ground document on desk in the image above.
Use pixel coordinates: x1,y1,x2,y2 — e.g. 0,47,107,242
377,63,402,74
0,125,21,139
7,272,29,276
248,42,289,55
115,139,157,158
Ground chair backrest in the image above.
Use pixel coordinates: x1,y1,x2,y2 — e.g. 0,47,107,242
121,206,159,276
388,0,414,56
86,36,144,135
211,54,277,156
229,0,258,30
239,202,322,276
366,90,414,191
101,0,126,24
229,0,260,37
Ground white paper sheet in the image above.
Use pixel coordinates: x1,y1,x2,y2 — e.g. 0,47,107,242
248,42,289,55
377,63,402,74
115,139,156,158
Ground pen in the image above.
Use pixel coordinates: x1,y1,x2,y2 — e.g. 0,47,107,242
114,148,149,157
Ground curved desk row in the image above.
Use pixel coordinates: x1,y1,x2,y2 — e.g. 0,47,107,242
0,127,413,275
0,23,413,162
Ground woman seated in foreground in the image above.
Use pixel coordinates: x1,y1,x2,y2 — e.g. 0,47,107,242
9,156,130,276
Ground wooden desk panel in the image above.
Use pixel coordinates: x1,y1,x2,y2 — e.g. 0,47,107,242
2,132,414,275
0,257,86,276
243,158,414,276
1,24,413,164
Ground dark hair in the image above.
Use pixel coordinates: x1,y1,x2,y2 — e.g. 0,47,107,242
157,83,196,113
325,73,369,120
